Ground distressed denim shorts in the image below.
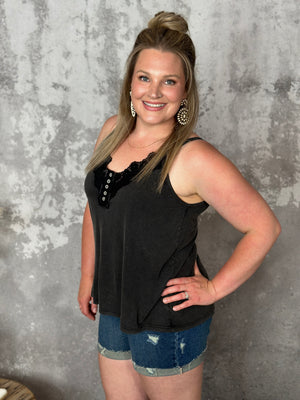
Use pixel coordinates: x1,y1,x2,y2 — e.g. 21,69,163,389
98,314,212,377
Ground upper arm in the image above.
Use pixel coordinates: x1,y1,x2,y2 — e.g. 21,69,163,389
93,115,118,150
187,141,279,235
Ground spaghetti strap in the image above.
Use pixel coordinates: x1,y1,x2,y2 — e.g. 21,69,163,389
183,137,203,145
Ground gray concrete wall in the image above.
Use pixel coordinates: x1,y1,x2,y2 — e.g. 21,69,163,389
0,0,299,399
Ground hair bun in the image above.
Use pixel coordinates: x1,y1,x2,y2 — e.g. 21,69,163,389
148,11,188,34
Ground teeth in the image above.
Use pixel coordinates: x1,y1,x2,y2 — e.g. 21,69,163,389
143,101,165,108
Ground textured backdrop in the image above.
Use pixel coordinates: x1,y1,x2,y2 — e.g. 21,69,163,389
0,1,299,399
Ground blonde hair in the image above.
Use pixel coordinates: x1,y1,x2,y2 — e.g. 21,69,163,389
86,11,199,191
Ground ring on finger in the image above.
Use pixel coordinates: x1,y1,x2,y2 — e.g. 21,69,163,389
184,291,189,300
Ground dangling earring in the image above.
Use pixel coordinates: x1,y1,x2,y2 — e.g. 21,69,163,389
177,99,190,126
130,91,136,118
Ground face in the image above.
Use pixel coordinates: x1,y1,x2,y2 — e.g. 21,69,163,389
130,48,187,129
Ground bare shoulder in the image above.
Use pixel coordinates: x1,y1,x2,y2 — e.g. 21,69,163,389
176,136,253,202
180,137,236,174
170,136,238,203
181,138,270,215
94,115,118,149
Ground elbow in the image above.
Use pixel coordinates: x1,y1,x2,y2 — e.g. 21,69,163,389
274,219,282,240
259,215,281,248
268,216,281,245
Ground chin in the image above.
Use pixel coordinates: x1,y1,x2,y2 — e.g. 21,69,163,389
137,113,174,126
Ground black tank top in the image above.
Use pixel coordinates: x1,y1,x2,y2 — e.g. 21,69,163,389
84,137,214,333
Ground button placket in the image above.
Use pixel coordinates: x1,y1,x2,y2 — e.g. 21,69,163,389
94,153,155,208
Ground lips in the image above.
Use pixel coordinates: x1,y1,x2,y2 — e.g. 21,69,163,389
143,101,166,110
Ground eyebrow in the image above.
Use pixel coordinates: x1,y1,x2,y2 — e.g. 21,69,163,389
135,69,181,79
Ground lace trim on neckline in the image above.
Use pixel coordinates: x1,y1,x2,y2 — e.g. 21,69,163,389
93,152,157,208
106,152,155,175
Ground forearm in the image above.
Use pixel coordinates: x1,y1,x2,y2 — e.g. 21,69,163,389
211,225,281,302
79,203,97,319
81,203,95,281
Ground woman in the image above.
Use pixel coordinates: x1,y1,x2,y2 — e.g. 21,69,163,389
78,11,281,400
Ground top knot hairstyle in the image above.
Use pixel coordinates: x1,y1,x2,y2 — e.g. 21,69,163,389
147,11,188,33
86,11,199,191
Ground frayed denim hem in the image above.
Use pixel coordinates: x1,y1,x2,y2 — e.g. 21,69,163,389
97,342,131,360
132,347,207,377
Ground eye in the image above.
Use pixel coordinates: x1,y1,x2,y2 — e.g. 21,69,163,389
138,75,149,82
165,79,176,85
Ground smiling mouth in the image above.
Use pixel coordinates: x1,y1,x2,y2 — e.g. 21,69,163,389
143,101,166,109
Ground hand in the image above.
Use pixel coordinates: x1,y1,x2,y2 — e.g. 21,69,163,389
78,278,98,320
161,263,217,311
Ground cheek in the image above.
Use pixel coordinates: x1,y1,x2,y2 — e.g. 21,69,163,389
168,92,185,107
131,81,144,98
164,85,186,102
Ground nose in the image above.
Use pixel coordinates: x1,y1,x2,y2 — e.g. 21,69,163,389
148,81,162,99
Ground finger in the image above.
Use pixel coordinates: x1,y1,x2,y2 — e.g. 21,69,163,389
91,303,98,314
85,312,96,321
79,302,89,315
173,300,192,312
90,298,98,315
162,291,187,305
165,277,190,287
161,284,187,297
83,307,96,321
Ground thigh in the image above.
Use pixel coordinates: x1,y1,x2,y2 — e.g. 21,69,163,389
98,314,148,399
98,354,148,400
140,363,204,400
